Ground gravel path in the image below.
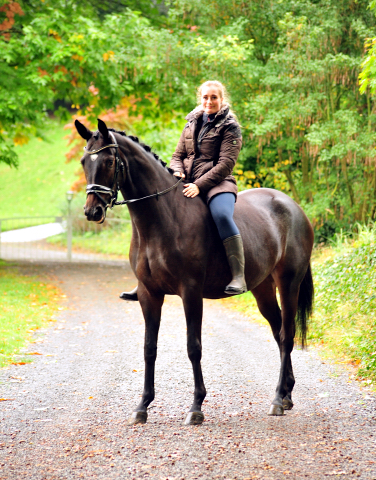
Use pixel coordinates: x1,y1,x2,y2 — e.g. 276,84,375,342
1,262,375,480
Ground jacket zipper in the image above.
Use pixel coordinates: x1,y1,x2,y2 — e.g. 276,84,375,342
191,122,215,182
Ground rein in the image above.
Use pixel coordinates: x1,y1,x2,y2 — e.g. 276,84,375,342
85,133,184,211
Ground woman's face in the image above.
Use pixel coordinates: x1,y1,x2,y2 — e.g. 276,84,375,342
201,86,222,115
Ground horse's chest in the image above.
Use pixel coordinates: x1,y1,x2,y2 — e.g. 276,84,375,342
135,251,173,281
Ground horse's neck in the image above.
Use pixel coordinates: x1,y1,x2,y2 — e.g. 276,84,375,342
119,142,181,228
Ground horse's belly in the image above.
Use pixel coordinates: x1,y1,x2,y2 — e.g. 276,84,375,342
202,242,276,299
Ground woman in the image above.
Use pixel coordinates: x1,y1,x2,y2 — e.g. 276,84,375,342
121,80,246,301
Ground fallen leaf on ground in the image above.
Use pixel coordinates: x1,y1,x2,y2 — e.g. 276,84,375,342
26,352,43,355
82,450,104,459
0,398,14,401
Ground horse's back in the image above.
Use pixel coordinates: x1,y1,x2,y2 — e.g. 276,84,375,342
204,188,313,297
236,188,313,246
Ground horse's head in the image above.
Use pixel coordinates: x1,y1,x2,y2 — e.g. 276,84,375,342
75,118,122,224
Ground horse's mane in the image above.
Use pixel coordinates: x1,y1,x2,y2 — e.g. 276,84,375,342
108,128,174,175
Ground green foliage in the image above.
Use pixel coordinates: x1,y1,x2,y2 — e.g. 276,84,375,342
0,261,61,368
3,0,376,236
0,0,152,164
311,224,376,382
0,121,78,217
163,0,376,234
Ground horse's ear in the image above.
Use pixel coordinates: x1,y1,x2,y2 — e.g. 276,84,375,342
75,120,92,141
98,118,109,140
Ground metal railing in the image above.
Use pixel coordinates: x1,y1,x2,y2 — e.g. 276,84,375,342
0,215,131,263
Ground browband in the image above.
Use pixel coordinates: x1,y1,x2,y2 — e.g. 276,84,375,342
84,144,118,154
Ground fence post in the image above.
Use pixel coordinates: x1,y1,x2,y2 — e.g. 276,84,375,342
66,191,73,262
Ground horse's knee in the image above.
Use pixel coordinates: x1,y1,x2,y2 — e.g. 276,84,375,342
144,344,157,363
187,339,202,363
280,336,294,354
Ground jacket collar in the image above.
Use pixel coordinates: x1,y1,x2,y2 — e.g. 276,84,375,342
186,104,230,124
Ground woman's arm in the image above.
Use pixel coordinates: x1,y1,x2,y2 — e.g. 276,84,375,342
170,127,188,174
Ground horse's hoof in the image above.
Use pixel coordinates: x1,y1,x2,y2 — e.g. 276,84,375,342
184,411,204,426
128,411,147,425
282,397,294,410
268,404,284,416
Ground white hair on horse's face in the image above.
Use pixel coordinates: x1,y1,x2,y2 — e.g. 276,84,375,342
90,154,98,162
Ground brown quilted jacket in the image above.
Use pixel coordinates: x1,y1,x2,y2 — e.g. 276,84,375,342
170,104,242,203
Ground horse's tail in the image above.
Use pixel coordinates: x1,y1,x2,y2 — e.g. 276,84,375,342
296,263,314,349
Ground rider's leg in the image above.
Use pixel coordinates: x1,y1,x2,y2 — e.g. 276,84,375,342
120,285,138,301
209,193,247,295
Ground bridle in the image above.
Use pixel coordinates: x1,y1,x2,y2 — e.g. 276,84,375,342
85,132,184,214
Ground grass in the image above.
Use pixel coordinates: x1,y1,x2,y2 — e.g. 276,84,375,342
224,224,376,387
0,260,62,368
0,119,79,218
44,194,133,258
48,227,132,258
0,123,133,255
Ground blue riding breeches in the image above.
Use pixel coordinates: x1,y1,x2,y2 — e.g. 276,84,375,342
208,193,239,241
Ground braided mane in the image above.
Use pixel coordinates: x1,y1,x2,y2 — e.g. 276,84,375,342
108,128,174,175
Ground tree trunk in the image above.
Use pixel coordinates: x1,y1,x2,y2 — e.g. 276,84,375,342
284,169,301,204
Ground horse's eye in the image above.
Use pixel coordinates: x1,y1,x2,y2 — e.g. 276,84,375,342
107,159,114,168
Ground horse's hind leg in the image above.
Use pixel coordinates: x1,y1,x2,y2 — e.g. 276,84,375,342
252,277,295,412
182,288,206,426
128,286,164,426
266,275,300,416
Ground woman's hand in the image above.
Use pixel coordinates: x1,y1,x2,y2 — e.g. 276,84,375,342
173,172,185,178
183,183,200,198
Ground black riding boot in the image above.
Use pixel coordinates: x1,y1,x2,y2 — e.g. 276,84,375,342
223,234,247,295
119,286,138,301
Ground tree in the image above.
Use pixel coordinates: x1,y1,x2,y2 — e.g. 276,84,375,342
0,0,153,166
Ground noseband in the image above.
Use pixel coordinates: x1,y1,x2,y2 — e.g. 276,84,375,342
85,133,184,215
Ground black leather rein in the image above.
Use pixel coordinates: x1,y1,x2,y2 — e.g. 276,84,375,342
85,132,184,210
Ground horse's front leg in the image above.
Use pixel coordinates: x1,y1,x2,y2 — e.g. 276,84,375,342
182,288,206,426
128,285,164,426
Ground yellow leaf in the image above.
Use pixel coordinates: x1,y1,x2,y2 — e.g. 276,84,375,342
13,133,29,146
103,50,115,62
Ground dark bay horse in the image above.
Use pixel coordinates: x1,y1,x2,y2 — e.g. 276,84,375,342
75,118,314,426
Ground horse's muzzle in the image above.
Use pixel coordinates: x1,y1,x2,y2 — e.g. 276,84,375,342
84,204,106,223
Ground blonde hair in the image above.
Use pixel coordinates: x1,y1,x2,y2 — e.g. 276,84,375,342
197,80,230,104
196,80,237,119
